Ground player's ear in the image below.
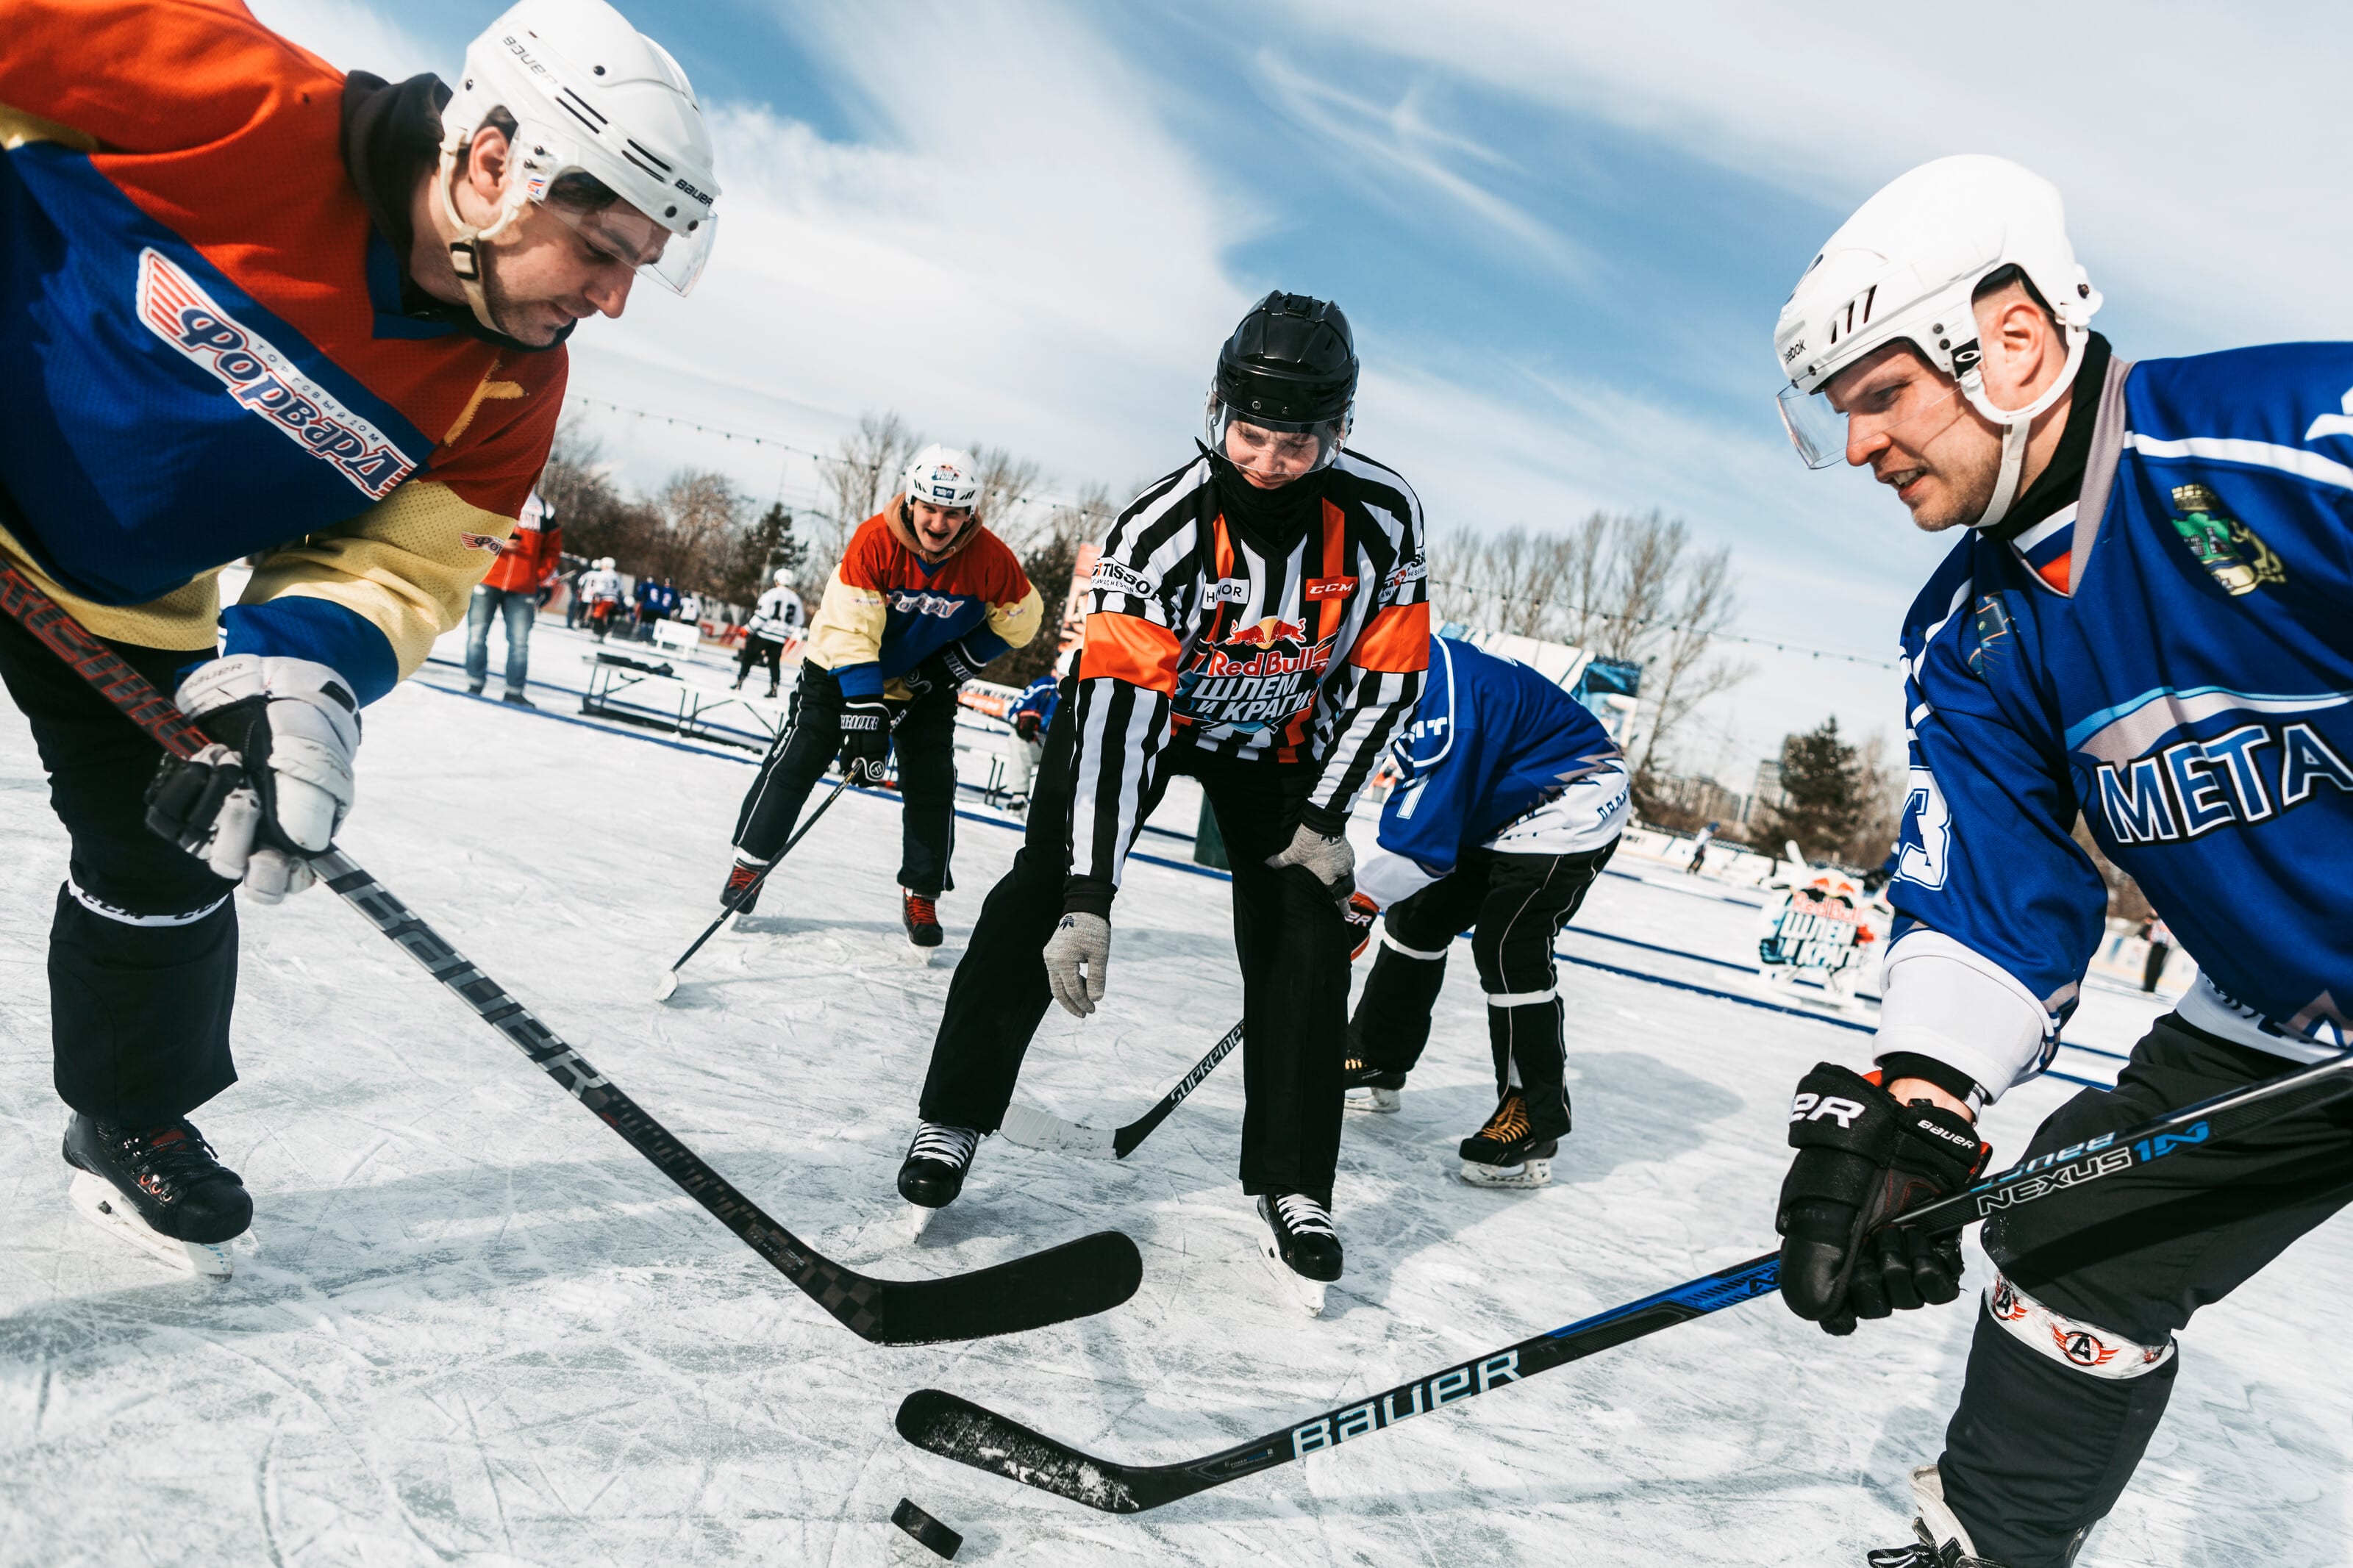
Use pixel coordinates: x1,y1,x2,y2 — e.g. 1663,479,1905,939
465,123,513,201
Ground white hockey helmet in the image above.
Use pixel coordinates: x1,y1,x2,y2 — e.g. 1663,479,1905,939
595,556,616,570
772,566,794,586
436,0,721,332
902,445,982,513
1773,155,2100,528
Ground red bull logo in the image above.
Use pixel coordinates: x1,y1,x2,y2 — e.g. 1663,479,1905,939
1198,617,1327,679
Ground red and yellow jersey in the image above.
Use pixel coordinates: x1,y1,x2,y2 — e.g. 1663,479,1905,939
0,0,565,701
804,501,1042,700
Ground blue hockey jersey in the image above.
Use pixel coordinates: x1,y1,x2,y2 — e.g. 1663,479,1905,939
1892,342,2353,1089
1379,634,1624,876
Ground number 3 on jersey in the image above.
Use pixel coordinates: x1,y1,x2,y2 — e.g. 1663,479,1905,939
1897,766,1952,889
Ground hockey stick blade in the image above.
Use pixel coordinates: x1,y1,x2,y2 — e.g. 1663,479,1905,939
999,1019,1243,1161
0,569,1142,1347
896,1252,1782,1512
901,1046,2353,1506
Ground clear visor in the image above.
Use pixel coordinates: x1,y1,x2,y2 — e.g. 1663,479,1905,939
1205,401,1349,480
1778,365,1961,470
538,190,718,297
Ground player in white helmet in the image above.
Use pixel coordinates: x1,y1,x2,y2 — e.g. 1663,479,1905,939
1769,155,2353,1567
724,445,1040,941
734,566,807,698
0,0,715,1275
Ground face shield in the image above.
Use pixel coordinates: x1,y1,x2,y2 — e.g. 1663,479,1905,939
1204,395,1351,482
533,171,717,297
1778,351,1963,470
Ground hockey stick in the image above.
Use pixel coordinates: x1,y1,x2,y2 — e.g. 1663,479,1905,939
0,566,1142,1346
654,775,850,1002
999,1018,1244,1159
898,1044,2353,1508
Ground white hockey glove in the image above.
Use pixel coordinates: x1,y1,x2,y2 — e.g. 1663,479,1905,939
1266,821,1355,903
1043,912,1112,1018
146,654,361,903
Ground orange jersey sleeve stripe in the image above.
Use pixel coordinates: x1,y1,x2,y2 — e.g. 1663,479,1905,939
1352,601,1432,673
1079,612,1182,694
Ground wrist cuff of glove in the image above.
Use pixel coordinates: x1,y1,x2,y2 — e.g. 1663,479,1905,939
839,707,887,733
1295,801,1349,838
1876,1052,1988,1114
1062,874,1115,920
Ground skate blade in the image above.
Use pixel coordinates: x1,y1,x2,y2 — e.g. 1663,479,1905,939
904,1202,938,1244
1256,1234,1327,1317
1457,1158,1552,1189
1343,1086,1401,1114
68,1171,234,1279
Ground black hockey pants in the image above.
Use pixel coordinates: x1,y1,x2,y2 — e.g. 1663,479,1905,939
732,662,957,896
0,609,240,1125
1937,1013,2353,1567
735,633,785,690
917,701,1352,1201
1348,841,1615,1138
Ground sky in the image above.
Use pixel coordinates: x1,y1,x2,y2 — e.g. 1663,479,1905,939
252,0,2353,788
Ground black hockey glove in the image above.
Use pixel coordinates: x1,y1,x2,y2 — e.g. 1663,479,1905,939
1776,1063,1990,1336
837,697,892,784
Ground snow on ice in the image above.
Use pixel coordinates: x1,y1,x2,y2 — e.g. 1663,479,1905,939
1,623,2346,1566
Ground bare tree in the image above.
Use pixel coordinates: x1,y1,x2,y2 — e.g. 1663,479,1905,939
985,482,1117,687
814,411,921,584
638,469,746,587
1427,510,1754,787
968,444,1044,547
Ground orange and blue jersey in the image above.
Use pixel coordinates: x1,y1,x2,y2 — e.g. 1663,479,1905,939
803,502,1042,700
0,0,566,703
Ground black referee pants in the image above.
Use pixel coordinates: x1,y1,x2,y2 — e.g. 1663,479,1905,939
917,703,1352,1201
0,609,240,1125
1349,841,1615,1139
1937,1013,2353,1567
732,662,959,897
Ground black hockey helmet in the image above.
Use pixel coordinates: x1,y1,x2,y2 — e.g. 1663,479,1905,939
1213,291,1357,426
1206,292,1357,475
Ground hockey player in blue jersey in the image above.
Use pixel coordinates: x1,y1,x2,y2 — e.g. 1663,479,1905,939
1343,634,1629,1187
1768,155,2353,1567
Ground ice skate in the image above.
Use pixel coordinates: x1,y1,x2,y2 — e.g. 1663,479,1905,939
1341,1055,1404,1113
1865,1465,2015,1567
901,889,943,948
1256,1192,1340,1317
898,1123,979,1242
721,857,766,916
1457,1089,1559,1189
62,1114,249,1279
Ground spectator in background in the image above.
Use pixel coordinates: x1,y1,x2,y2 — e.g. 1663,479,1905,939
579,556,624,642
466,490,560,707
2139,915,2174,992
996,658,1065,817
733,568,804,698
561,557,588,629
1686,819,1718,875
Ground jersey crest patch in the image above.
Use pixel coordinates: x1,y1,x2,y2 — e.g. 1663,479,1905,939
136,249,418,502
2168,484,2285,597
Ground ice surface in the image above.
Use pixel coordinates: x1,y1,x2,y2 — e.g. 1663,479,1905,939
1,624,2346,1566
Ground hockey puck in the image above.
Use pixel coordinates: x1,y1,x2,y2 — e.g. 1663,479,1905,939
891,1497,962,1560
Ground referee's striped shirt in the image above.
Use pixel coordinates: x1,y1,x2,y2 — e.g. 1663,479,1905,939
1067,448,1429,909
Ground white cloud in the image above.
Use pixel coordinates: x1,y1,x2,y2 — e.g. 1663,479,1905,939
1270,0,2353,346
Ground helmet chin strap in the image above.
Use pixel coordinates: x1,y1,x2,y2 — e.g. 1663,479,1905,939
1952,323,2088,529
432,137,529,334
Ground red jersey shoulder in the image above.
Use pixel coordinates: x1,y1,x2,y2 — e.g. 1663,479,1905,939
838,512,912,589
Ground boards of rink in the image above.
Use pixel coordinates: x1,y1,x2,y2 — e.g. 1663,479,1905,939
3,678,2344,1568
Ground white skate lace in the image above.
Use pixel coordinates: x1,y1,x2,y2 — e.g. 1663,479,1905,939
908,1123,979,1171
1271,1192,1335,1238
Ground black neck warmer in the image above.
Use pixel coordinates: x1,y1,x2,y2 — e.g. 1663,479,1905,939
340,70,570,354
1203,443,1327,552
1983,330,2112,542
